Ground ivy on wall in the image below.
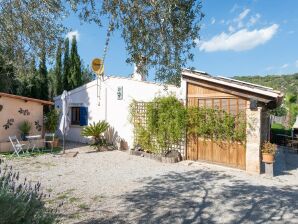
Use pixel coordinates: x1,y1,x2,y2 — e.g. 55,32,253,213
130,96,247,154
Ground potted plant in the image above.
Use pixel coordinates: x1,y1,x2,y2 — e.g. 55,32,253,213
44,109,60,147
18,120,32,141
81,121,109,151
261,141,276,163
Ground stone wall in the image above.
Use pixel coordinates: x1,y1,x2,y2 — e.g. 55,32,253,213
246,107,262,173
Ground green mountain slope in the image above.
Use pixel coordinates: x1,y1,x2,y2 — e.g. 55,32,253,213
233,73,298,94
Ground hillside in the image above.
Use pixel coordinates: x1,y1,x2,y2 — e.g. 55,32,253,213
233,73,298,94
234,73,298,127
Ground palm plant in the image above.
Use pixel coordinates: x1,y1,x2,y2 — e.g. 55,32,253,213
81,121,109,151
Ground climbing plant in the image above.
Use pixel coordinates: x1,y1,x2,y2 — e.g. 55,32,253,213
187,107,246,143
130,96,186,154
130,96,247,154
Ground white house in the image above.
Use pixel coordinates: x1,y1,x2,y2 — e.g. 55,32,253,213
54,69,283,173
54,73,183,149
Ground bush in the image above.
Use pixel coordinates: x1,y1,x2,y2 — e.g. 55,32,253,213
18,120,32,140
44,109,60,133
131,96,186,154
130,96,247,154
0,159,57,224
271,123,291,136
81,121,109,151
187,107,246,142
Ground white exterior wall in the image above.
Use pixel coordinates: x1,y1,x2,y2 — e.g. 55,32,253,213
54,76,181,148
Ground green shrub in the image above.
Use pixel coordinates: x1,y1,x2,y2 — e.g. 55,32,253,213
18,120,32,140
44,109,60,133
130,96,247,154
81,121,109,151
0,159,57,224
131,96,186,154
187,107,246,143
271,123,291,135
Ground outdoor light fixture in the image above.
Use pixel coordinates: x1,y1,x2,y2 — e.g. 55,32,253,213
0,105,3,111
250,99,258,110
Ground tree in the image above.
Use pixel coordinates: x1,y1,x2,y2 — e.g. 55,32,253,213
81,62,95,83
48,68,56,99
69,36,82,89
0,0,66,73
69,0,204,85
0,47,15,93
54,41,63,96
38,49,49,100
63,38,70,91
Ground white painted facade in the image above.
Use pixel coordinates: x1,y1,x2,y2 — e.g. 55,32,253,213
54,76,184,148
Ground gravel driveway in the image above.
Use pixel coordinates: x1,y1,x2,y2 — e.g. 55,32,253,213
4,144,298,224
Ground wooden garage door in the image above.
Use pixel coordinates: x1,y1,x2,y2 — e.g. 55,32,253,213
186,83,247,169
187,137,246,170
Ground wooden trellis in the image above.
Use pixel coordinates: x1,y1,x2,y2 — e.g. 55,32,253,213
132,101,185,155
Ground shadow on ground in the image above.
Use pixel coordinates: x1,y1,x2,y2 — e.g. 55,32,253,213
76,168,298,224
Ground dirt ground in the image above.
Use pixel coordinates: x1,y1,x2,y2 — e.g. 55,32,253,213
3,144,298,224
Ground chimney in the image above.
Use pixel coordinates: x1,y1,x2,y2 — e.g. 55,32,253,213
132,64,146,81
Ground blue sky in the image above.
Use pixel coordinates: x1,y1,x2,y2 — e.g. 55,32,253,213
63,0,298,79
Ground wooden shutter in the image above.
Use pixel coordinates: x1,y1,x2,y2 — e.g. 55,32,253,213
79,107,88,126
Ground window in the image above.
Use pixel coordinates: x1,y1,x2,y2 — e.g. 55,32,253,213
70,107,89,126
71,107,80,125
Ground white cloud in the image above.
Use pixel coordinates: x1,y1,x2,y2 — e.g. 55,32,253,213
66,30,80,41
295,60,298,68
199,24,279,52
248,13,261,26
234,9,250,29
265,66,274,71
228,25,235,33
230,4,239,13
281,64,289,69
238,9,250,21
211,17,216,25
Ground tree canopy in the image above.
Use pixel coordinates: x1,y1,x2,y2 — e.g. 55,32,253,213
65,0,204,84
0,0,66,72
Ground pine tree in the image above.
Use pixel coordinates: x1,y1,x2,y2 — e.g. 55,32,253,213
54,41,63,96
69,35,82,89
38,49,48,100
63,38,70,91
0,47,15,93
29,58,39,98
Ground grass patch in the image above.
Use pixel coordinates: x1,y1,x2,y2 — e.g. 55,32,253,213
91,195,104,202
56,188,75,200
57,193,69,200
0,147,62,159
47,188,53,193
271,123,291,135
69,197,81,203
78,203,89,210
68,212,81,219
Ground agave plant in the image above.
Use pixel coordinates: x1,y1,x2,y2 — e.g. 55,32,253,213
81,121,109,151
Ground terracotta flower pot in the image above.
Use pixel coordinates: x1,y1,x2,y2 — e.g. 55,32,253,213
262,153,275,163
